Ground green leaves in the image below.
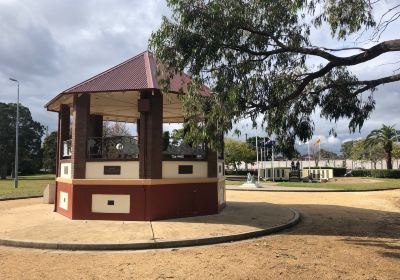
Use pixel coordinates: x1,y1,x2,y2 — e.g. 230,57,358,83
0,103,45,176
149,0,399,151
224,138,256,171
42,132,57,173
365,124,400,169
314,0,375,39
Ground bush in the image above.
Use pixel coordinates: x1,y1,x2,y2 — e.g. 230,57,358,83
351,169,400,178
225,170,256,176
351,169,372,177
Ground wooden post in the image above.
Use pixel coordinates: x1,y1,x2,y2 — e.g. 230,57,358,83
138,90,163,179
88,115,103,138
71,94,90,179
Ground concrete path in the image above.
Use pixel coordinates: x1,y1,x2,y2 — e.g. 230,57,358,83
0,198,299,250
227,184,332,192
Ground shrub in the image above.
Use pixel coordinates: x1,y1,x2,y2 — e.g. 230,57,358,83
332,168,347,177
351,170,372,177
225,170,257,176
371,169,400,178
351,169,400,178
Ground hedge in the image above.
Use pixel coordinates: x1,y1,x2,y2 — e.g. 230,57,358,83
351,169,400,178
225,170,257,176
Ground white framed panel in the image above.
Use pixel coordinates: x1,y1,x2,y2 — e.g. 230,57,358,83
86,161,139,179
162,161,208,178
60,163,72,179
91,194,130,214
59,191,69,210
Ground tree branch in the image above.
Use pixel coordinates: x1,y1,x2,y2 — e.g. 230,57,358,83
239,24,400,64
351,73,400,96
308,74,400,96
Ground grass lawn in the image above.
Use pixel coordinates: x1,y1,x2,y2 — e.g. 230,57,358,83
226,177,400,190
225,180,245,185
0,174,55,199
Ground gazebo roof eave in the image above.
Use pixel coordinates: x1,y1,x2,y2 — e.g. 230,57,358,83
44,88,191,112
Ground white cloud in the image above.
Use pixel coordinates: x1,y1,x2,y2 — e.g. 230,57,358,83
0,0,168,132
0,0,398,153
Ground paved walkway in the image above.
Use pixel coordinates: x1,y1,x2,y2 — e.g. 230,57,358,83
227,184,332,192
0,198,298,250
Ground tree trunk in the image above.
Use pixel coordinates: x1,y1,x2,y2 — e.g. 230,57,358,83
10,165,14,178
386,152,393,170
0,164,7,179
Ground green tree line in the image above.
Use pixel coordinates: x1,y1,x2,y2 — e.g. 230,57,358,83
0,103,56,179
341,125,400,169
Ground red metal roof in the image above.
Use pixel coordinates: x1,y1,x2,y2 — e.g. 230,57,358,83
47,51,210,107
63,51,150,93
45,51,210,110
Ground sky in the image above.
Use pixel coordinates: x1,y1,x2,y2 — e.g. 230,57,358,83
0,0,399,155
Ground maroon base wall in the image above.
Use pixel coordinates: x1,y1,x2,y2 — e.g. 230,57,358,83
72,185,146,221
56,182,73,219
145,183,219,220
55,182,223,221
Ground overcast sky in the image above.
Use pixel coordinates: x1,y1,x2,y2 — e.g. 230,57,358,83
1,0,399,154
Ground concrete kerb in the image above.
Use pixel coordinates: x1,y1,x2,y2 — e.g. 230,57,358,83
0,195,43,202
226,186,400,193
0,208,300,251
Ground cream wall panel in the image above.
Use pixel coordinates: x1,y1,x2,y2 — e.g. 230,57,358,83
217,160,224,178
218,180,226,206
85,161,139,179
162,161,208,178
302,168,334,180
59,191,68,210
60,163,72,179
91,194,130,214
265,168,291,180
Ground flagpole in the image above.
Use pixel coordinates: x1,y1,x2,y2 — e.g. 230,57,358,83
319,142,321,163
272,143,275,182
260,146,263,178
264,140,267,178
308,141,311,173
256,136,259,184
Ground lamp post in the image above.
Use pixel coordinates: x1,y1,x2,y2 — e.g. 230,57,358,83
9,78,19,188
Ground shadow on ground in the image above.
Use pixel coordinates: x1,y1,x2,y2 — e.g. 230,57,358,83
162,201,400,260
156,201,400,239
284,204,400,239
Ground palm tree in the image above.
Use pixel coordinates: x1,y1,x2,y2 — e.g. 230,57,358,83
366,125,400,170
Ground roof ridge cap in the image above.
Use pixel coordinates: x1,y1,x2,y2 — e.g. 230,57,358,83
144,51,159,89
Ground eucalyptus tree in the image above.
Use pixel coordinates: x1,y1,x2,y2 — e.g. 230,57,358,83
150,0,400,150
351,139,385,169
224,138,256,172
0,103,44,178
365,124,400,169
42,132,57,173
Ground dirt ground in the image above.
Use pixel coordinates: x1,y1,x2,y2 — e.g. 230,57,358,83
0,190,399,280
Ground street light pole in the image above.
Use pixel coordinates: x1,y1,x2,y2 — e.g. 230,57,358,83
9,78,19,188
